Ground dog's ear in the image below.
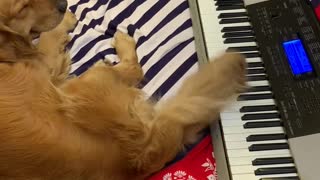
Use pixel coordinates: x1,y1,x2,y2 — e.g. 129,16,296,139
10,0,30,17
0,24,38,62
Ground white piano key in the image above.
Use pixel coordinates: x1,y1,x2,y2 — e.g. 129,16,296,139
223,99,276,112
221,22,252,28
196,0,215,14
247,80,270,87
225,139,288,150
241,90,272,95
207,43,259,58
232,173,299,180
229,155,292,166
231,163,296,174
244,57,263,63
227,148,291,158
207,41,257,47
220,110,279,120
221,119,281,127
223,126,284,135
224,132,285,142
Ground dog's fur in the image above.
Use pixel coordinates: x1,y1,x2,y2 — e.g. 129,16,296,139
0,0,247,179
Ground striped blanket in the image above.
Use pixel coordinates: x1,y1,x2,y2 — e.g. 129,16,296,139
67,0,199,101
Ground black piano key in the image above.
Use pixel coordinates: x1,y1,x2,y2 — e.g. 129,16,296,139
220,17,249,24
217,5,244,11
223,31,254,38
249,143,289,151
252,157,294,165
247,68,265,75
247,74,267,81
255,167,297,175
224,37,256,43
260,176,299,180
221,26,252,32
242,112,280,121
243,121,282,129
248,62,264,68
242,52,260,58
227,46,258,52
238,93,273,101
215,1,243,6
218,12,248,18
240,104,277,112
247,133,287,142
246,86,271,93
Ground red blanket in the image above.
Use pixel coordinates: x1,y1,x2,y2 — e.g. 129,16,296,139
148,135,217,180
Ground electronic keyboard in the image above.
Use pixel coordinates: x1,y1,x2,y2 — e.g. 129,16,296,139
188,0,320,179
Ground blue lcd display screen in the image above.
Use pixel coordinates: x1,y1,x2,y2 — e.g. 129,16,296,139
282,39,314,76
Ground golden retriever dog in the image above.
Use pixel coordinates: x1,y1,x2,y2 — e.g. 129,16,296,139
0,0,247,179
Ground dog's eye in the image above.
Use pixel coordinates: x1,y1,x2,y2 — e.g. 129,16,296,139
13,4,29,18
17,5,28,16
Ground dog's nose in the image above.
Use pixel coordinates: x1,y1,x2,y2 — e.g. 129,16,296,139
57,0,68,13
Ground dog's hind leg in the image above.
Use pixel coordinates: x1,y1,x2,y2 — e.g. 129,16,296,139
37,11,77,86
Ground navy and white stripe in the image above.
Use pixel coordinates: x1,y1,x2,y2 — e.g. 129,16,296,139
67,0,199,100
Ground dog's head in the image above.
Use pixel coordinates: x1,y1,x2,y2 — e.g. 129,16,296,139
0,0,68,38
0,0,68,61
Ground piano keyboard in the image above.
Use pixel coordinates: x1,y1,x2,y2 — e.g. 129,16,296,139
188,0,300,179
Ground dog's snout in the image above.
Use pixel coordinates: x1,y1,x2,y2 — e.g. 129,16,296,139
57,0,68,13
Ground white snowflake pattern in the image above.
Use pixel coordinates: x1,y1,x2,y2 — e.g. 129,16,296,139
174,170,187,178
163,173,173,180
201,158,214,172
187,175,197,180
162,170,197,180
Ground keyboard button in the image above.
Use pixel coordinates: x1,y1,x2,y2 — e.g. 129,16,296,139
242,112,280,121
255,166,297,175
238,93,273,101
217,5,244,11
247,75,268,81
242,52,261,58
222,26,253,32
252,157,294,165
215,0,244,6
247,62,264,68
218,12,248,18
247,133,287,142
260,176,299,180
227,46,258,52
244,121,282,128
240,105,277,112
249,143,289,151
220,17,249,24
247,68,265,75
224,37,256,43
223,31,254,38
246,86,271,93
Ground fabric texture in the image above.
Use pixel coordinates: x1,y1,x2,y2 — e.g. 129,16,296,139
148,135,217,180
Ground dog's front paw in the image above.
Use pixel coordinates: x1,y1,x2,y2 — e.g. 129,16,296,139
60,11,78,31
212,53,248,100
178,53,247,100
213,53,247,93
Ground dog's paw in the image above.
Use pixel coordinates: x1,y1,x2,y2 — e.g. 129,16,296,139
60,11,78,31
212,53,247,93
112,31,136,61
179,53,247,100
112,31,135,48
